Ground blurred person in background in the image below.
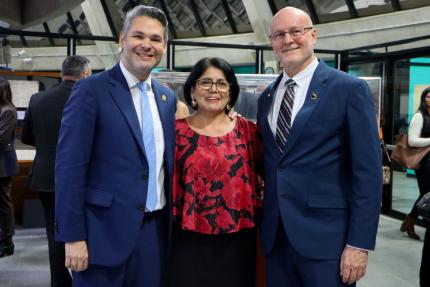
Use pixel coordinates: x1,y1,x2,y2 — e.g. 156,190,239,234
0,77,18,258
400,87,430,241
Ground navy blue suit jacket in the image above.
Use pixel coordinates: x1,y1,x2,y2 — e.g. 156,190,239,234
55,64,176,266
257,61,382,260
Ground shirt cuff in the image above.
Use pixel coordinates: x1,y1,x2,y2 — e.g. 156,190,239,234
347,244,370,252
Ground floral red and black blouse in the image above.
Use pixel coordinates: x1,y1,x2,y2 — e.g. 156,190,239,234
173,117,262,235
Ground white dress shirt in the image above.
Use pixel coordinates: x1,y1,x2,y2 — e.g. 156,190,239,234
268,58,319,136
120,62,166,210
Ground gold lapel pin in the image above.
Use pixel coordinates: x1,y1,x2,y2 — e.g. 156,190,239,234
161,94,167,102
311,92,318,101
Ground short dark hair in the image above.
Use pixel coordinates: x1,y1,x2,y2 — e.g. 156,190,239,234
418,86,430,117
183,57,240,113
0,77,13,107
122,5,168,42
61,55,90,78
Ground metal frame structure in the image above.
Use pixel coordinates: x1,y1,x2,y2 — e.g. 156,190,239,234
3,0,427,48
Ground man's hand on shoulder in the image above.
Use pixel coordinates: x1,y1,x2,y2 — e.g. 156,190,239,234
340,245,368,285
227,107,242,121
65,240,89,272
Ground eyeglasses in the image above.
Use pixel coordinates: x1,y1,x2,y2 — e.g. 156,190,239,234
196,79,231,92
269,27,313,42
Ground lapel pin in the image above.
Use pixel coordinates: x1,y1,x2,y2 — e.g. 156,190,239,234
267,93,272,98
161,94,167,102
311,92,318,101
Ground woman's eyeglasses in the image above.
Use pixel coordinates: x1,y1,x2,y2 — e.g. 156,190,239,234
196,79,231,92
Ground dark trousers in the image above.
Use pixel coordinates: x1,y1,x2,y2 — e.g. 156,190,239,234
72,209,168,287
0,177,13,242
410,155,430,219
39,192,72,287
265,220,355,287
421,224,430,287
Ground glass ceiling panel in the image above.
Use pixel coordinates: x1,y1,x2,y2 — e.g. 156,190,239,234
195,0,232,36
48,14,75,35
69,5,91,36
226,0,252,33
312,0,353,23
163,0,201,38
12,4,94,47
272,0,310,14
354,0,394,17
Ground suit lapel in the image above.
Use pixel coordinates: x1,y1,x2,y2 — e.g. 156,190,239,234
107,65,146,155
281,62,330,159
151,79,169,131
260,73,283,147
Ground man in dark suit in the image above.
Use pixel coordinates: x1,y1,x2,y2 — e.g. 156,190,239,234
257,7,382,287
21,55,91,287
54,5,176,287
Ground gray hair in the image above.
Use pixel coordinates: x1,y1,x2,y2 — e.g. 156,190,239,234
61,55,90,78
122,5,168,42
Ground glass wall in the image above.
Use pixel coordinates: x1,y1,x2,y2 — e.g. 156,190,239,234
346,55,430,217
391,57,430,215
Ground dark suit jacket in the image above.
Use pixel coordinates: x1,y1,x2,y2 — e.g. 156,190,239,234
0,104,18,178
257,61,382,260
55,64,176,266
21,80,75,192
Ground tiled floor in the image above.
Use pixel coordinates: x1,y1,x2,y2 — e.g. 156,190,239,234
0,215,425,287
0,228,50,287
392,170,421,215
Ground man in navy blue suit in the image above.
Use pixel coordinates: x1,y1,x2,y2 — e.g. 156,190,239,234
55,5,176,287
257,7,382,287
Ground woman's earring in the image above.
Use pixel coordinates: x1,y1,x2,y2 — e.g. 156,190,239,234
191,98,197,108
225,103,232,111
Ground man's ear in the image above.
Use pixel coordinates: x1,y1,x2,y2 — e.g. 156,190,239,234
119,31,125,49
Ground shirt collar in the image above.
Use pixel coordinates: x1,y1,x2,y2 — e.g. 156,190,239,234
281,57,319,88
119,61,152,91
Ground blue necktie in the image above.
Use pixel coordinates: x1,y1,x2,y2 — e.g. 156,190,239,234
276,79,296,152
137,82,157,211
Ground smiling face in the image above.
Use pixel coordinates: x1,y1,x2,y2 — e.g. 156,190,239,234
120,15,166,81
192,66,231,115
270,7,317,77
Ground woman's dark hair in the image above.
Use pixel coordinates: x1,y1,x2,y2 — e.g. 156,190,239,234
183,57,240,113
418,87,430,118
0,77,13,107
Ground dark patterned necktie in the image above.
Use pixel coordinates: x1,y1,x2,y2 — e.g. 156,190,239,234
276,79,296,152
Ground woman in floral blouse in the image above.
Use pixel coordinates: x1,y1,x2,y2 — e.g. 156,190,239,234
167,57,262,287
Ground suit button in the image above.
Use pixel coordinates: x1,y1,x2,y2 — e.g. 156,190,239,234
138,205,145,211
142,174,148,180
